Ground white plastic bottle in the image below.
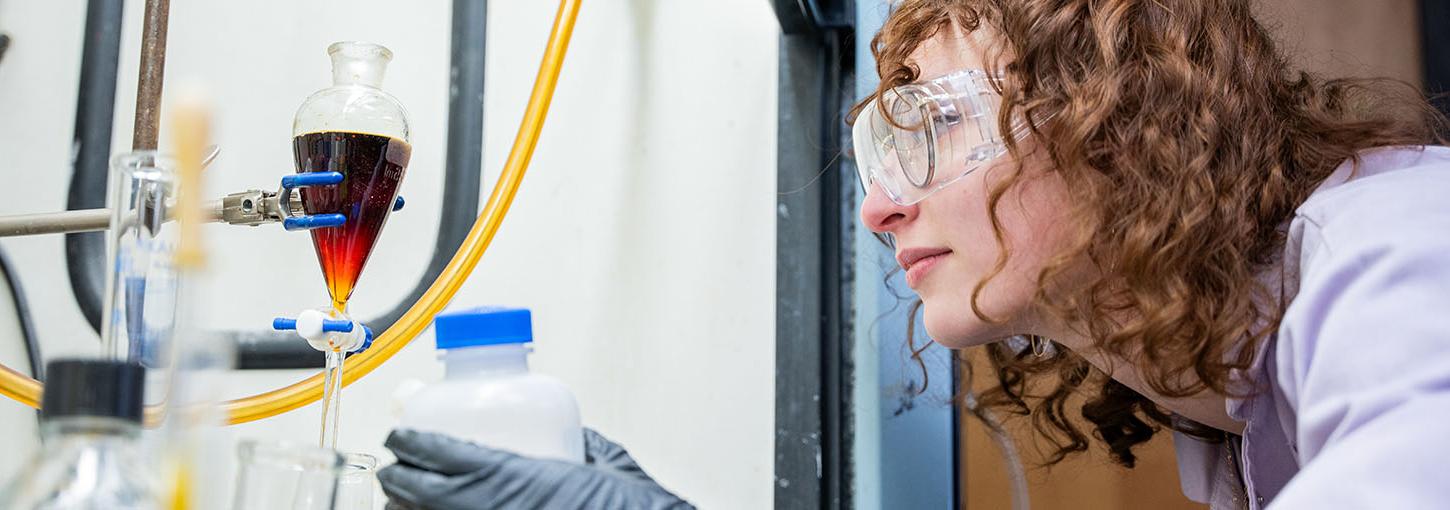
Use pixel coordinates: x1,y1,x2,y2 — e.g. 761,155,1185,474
398,307,584,462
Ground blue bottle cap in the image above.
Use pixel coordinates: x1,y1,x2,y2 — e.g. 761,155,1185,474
434,306,533,350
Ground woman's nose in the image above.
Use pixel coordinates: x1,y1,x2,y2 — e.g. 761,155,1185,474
859,182,918,234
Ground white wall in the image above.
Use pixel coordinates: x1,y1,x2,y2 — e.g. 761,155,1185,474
0,1,777,508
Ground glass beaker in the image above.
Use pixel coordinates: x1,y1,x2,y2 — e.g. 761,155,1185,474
231,440,343,510
334,453,378,509
102,151,179,369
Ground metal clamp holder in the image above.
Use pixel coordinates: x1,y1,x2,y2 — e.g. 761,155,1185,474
218,171,405,230
0,163,405,237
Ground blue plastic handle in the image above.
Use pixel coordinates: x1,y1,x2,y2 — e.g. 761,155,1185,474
281,171,344,189
322,320,355,333
357,326,375,353
393,196,405,212
272,317,354,333
283,214,346,231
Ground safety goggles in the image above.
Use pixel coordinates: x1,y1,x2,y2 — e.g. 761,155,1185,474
851,69,1025,205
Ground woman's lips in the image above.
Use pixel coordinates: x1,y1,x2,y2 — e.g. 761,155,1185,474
905,252,948,287
897,248,952,288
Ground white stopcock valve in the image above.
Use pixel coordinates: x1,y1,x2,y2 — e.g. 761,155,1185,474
272,309,374,353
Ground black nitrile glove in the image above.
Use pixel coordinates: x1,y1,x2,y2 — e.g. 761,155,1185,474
379,428,694,510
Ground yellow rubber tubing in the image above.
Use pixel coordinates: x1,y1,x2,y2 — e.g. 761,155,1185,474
0,0,582,424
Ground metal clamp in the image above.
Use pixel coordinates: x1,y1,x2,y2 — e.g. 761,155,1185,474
217,171,400,231
0,165,405,237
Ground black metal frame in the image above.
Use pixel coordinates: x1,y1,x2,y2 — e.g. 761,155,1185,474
1425,0,1450,118
62,0,489,369
774,1,855,508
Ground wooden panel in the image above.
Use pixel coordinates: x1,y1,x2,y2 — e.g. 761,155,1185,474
1255,0,1422,84
957,348,1205,510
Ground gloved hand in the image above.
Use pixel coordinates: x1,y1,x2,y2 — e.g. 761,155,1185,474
378,428,694,510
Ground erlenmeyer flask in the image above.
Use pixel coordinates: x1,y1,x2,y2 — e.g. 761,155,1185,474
292,41,412,314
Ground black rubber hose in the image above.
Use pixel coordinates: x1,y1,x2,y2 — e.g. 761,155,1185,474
0,246,42,382
368,0,487,333
232,0,487,368
64,0,126,335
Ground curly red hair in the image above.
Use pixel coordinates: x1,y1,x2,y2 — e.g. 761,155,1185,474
858,0,1446,466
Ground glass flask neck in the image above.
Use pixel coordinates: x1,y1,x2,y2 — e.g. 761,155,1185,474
40,416,142,442
329,41,392,88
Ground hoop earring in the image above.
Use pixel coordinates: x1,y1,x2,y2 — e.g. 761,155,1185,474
1030,335,1048,358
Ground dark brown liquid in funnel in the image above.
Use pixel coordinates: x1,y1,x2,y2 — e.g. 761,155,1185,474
293,131,411,312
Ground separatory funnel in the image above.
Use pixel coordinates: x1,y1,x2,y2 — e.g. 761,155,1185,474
293,41,412,314
274,41,411,450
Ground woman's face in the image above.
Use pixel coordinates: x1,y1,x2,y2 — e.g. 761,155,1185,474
859,27,1075,348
